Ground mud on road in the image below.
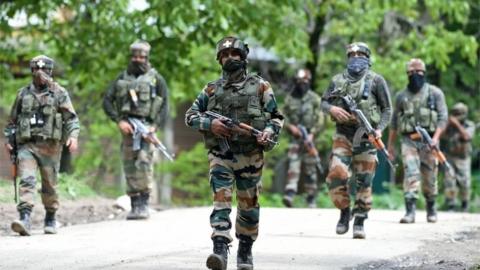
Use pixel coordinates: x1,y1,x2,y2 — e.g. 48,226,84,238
0,197,125,235
350,227,480,270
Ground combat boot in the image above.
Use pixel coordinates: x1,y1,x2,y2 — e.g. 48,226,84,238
11,209,32,236
426,200,437,223
237,235,254,270
136,192,150,219
445,199,455,212
44,211,57,234
461,200,469,212
336,207,350,234
206,236,229,270
399,198,416,224
306,194,316,208
352,216,366,239
282,190,295,208
126,195,141,220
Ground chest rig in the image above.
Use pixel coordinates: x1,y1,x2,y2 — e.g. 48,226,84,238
398,84,438,134
114,69,163,121
204,74,268,153
17,85,63,142
286,91,317,130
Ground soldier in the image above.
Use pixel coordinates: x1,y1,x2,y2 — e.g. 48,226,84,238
442,103,475,212
4,55,80,236
322,42,392,239
185,36,283,270
103,40,169,220
387,58,448,223
282,68,324,208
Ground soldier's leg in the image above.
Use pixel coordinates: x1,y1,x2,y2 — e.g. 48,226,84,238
455,157,471,211
419,147,438,223
12,144,39,235
326,134,353,234
303,154,318,208
283,143,301,207
351,142,377,239
36,141,62,234
206,150,235,270
400,139,421,223
233,150,263,270
443,158,458,211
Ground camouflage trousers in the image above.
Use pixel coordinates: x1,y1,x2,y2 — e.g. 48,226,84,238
284,142,317,196
326,133,377,218
208,148,264,243
444,156,471,202
122,133,155,196
17,140,62,212
401,137,438,200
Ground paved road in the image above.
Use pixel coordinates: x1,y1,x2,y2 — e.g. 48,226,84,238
1,207,479,270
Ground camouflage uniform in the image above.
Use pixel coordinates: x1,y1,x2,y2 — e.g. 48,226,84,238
4,55,80,235
322,42,392,238
390,58,448,223
185,36,283,270
103,41,169,219
442,103,475,211
282,69,324,207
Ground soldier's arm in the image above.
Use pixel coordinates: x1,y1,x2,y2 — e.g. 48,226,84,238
154,74,169,129
373,75,393,132
185,86,212,131
320,81,335,114
3,90,23,138
432,88,448,141
102,74,122,123
388,92,402,148
456,121,475,141
58,90,80,139
260,81,284,136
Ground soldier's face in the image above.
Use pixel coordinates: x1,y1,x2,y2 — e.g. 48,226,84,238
407,70,425,76
131,54,147,64
348,51,367,58
219,49,242,65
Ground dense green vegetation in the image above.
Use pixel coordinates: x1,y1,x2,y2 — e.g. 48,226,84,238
0,1,478,209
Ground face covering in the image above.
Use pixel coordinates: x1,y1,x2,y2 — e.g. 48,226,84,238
347,57,369,78
407,73,425,93
127,60,150,76
222,58,246,73
32,69,52,90
292,82,310,97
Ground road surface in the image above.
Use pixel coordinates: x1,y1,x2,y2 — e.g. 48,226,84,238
1,207,479,269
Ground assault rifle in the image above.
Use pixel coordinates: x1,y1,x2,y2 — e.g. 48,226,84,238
298,125,324,175
340,95,395,169
415,126,454,176
5,128,18,203
205,111,278,153
128,117,175,162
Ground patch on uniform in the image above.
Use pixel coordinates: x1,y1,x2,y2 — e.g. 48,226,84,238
204,84,216,96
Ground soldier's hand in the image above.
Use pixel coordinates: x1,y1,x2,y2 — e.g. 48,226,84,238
449,116,460,127
142,133,157,144
288,124,301,138
329,106,352,123
118,120,134,135
5,143,13,156
257,129,273,145
211,119,232,137
66,137,78,153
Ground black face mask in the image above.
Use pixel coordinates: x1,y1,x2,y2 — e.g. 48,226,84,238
347,57,369,77
32,69,52,90
407,73,425,93
222,58,246,73
292,82,310,98
127,61,150,76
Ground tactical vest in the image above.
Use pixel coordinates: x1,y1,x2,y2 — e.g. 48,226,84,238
398,84,438,134
114,69,163,121
444,121,474,158
330,70,381,127
204,74,268,153
16,85,63,143
285,91,318,130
